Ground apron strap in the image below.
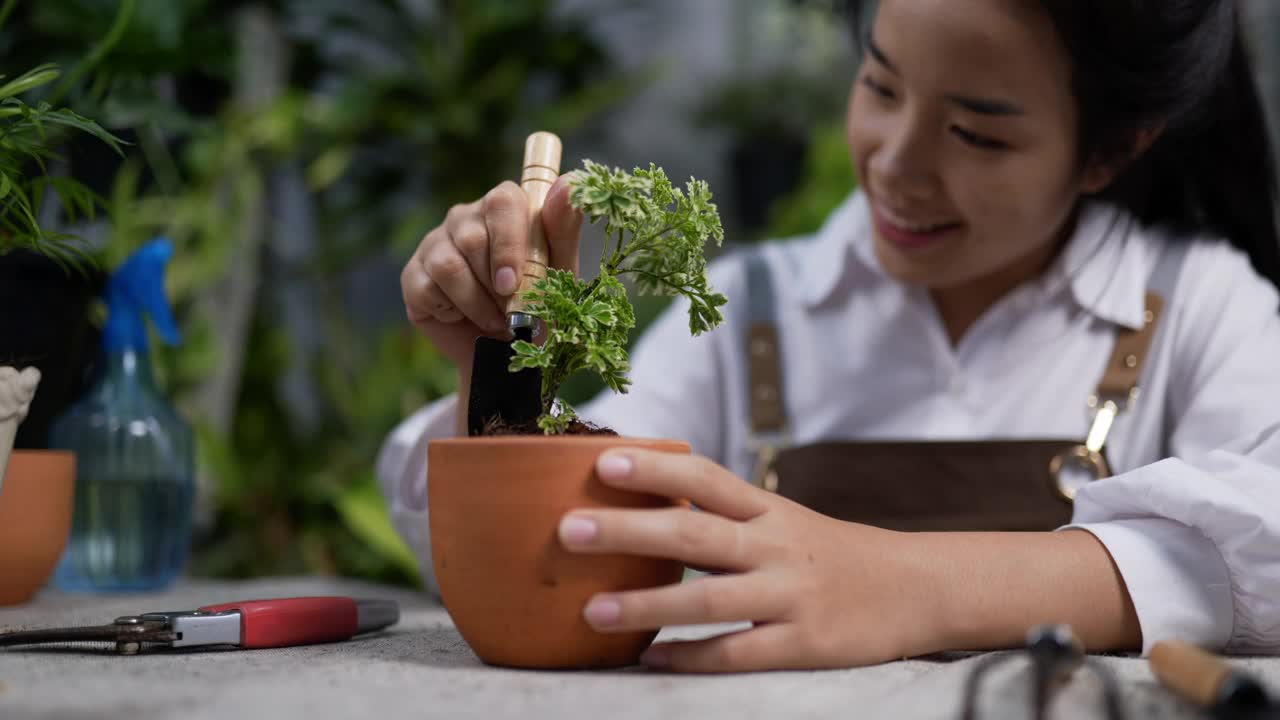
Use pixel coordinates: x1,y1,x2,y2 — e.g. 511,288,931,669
1096,241,1188,399
745,250,787,435
744,250,788,487
742,236,1190,489
1052,239,1189,497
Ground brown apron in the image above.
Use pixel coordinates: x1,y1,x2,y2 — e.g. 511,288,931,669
741,242,1185,532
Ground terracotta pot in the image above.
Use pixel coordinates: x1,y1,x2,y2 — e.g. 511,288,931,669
0,450,75,605
428,436,688,669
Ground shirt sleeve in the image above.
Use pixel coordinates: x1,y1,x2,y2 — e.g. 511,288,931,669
1066,242,1280,655
375,394,458,598
375,257,743,597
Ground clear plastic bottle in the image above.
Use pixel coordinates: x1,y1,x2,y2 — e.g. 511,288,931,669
50,238,194,592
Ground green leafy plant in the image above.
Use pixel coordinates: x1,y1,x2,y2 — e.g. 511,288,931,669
510,160,728,434
0,64,124,269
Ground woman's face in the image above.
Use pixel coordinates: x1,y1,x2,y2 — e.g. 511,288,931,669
848,0,1107,290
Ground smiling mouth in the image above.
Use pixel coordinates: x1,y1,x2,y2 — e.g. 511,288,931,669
876,202,960,232
871,201,963,249
889,219,956,233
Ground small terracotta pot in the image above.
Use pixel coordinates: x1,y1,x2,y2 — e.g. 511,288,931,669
428,436,688,669
0,450,75,605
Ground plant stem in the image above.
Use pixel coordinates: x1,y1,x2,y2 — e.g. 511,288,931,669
607,227,624,266
619,221,679,261
540,335,593,416
577,274,603,304
621,266,687,289
49,0,137,106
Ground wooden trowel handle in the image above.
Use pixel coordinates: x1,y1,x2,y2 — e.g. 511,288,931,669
506,131,563,316
1150,639,1236,709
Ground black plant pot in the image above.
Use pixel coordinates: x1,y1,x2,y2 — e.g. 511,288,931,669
0,250,105,449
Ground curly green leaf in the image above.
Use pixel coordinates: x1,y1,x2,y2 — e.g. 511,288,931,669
508,159,725,431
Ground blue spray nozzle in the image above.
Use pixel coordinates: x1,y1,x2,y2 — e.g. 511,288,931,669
103,237,181,353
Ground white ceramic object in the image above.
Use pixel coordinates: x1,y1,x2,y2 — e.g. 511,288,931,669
0,367,41,495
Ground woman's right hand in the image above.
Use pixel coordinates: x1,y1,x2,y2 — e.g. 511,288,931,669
401,174,583,369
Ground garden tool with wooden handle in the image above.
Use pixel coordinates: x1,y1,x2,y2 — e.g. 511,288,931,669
1150,639,1279,720
466,131,563,436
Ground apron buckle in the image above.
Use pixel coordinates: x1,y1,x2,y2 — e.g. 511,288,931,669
747,431,789,493
1049,389,1137,501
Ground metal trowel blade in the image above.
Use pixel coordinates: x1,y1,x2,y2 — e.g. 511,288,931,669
467,326,542,436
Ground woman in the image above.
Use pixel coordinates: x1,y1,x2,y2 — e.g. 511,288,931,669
380,0,1280,671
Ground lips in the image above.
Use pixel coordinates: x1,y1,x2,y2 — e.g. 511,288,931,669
871,201,963,250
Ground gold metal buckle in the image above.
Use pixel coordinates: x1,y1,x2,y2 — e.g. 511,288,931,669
1049,389,1136,501
747,432,787,493
1049,446,1111,501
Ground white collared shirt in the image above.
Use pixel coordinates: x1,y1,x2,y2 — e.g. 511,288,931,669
377,190,1280,655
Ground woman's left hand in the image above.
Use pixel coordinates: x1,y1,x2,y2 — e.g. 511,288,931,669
557,448,945,672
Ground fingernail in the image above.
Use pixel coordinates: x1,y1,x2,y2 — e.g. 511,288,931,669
640,646,670,669
559,515,598,545
597,453,633,482
583,597,621,627
495,266,517,296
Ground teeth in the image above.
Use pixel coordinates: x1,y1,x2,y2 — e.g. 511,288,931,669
895,219,949,233
877,202,956,234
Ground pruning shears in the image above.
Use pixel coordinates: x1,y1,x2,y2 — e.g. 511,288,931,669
0,596,399,655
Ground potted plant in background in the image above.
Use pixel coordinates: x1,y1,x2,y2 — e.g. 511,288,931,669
0,61,123,605
0,62,123,448
428,160,728,669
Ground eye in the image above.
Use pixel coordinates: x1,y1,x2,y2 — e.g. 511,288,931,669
951,126,1009,151
861,75,895,101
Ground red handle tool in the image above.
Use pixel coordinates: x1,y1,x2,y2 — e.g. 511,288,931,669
0,595,400,654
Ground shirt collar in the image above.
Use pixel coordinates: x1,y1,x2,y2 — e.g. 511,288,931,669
1037,200,1152,331
798,190,1152,330
796,190,871,307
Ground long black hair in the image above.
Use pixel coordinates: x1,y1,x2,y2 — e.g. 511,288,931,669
846,0,1280,293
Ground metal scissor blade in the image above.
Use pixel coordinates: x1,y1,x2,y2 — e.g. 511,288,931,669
0,620,176,649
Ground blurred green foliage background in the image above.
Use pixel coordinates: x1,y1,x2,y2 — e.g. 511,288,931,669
6,0,1274,591
0,0,856,589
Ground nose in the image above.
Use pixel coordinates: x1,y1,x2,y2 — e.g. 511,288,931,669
867,115,938,204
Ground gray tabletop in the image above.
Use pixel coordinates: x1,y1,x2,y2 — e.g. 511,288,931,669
0,576,1276,720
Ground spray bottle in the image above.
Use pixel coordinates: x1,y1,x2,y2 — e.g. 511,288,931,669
49,237,195,591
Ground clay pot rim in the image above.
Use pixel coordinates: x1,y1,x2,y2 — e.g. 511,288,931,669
10,449,74,459
430,436,688,448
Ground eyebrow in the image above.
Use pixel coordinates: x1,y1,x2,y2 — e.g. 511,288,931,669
866,36,899,75
945,94,1026,117
866,35,1027,117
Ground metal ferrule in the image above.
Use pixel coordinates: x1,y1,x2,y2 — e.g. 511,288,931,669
355,599,400,634
141,610,242,648
507,312,537,334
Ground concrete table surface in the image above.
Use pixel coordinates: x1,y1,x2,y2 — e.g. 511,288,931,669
1,576,1277,720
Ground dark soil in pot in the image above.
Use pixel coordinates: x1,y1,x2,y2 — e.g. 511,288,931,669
478,416,618,436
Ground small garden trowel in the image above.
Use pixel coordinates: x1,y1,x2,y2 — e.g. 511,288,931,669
466,131,563,436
